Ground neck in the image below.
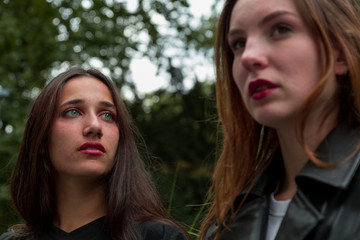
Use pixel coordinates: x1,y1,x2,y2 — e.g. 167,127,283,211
53,176,107,233
274,111,338,200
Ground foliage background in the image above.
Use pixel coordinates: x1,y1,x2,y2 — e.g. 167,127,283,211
0,0,223,237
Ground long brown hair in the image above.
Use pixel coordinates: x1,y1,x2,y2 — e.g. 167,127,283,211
10,67,183,239
200,0,360,238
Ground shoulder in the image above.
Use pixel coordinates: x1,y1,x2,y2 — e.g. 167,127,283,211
0,233,11,240
203,220,217,240
0,232,17,240
0,232,28,240
0,232,34,240
138,220,188,240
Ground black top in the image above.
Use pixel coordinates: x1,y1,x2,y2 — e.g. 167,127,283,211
0,217,187,240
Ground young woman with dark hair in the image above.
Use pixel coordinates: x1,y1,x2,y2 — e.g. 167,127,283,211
0,67,188,240
201,0,360,239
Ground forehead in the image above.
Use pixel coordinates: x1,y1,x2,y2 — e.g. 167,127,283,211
230,0,299,25
59,76,114,102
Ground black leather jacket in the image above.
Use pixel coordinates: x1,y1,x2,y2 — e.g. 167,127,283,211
206,123,360,240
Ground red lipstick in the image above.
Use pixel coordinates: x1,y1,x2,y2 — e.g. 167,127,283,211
248,79,277,100
78,142,105,155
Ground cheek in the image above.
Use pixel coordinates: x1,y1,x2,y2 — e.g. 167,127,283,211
48,122,74,161
48,133,63,170
48,128,61,157
49,123,69,147
107,127,120,154
107,130,119,169
292,39,324,84
232,59,247,95
49,131,66,161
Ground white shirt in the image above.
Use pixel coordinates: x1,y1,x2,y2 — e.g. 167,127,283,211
265,192,292,240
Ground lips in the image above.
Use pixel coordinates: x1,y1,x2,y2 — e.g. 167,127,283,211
248,79,277,100
78,142,105,155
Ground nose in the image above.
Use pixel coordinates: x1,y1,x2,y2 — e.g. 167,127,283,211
241,38,268,71
82,113,103,138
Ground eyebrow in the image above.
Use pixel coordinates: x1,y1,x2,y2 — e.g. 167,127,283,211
261,10,296,25
228,10,297,38
59,99,116,110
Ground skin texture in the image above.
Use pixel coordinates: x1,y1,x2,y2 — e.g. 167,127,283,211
228,0,348,200
49,76,119,181
48,76,120,232
228,0,345,130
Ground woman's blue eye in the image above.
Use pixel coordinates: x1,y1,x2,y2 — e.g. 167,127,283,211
273,25,291,36
64,109,80,117
230,39,246,51
101,112,114,121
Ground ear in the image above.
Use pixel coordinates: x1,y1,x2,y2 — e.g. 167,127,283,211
334,50,348,76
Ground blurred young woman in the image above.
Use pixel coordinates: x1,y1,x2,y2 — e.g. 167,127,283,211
201,0,360,239
0,67,188,240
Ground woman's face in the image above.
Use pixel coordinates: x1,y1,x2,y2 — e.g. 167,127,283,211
228,0,346,129
49,76,119,181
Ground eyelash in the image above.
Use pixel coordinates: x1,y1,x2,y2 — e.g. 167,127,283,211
271,23,292,36
228,23,292,53
100,112,115,121
229,38,246,52
64,109,80,117
62,109,116,121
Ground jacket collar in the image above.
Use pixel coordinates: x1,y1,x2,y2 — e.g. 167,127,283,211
218,123,360,240
278,123,360,239
250,122,360,197
297,123,360,189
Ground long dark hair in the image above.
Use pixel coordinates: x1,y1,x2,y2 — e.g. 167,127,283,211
10,67,180,239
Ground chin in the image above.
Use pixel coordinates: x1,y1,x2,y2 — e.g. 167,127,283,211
253,113,293,130
73,167,111,179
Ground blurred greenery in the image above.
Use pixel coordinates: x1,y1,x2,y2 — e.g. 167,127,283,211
132,80,218,235
0,0,222,236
